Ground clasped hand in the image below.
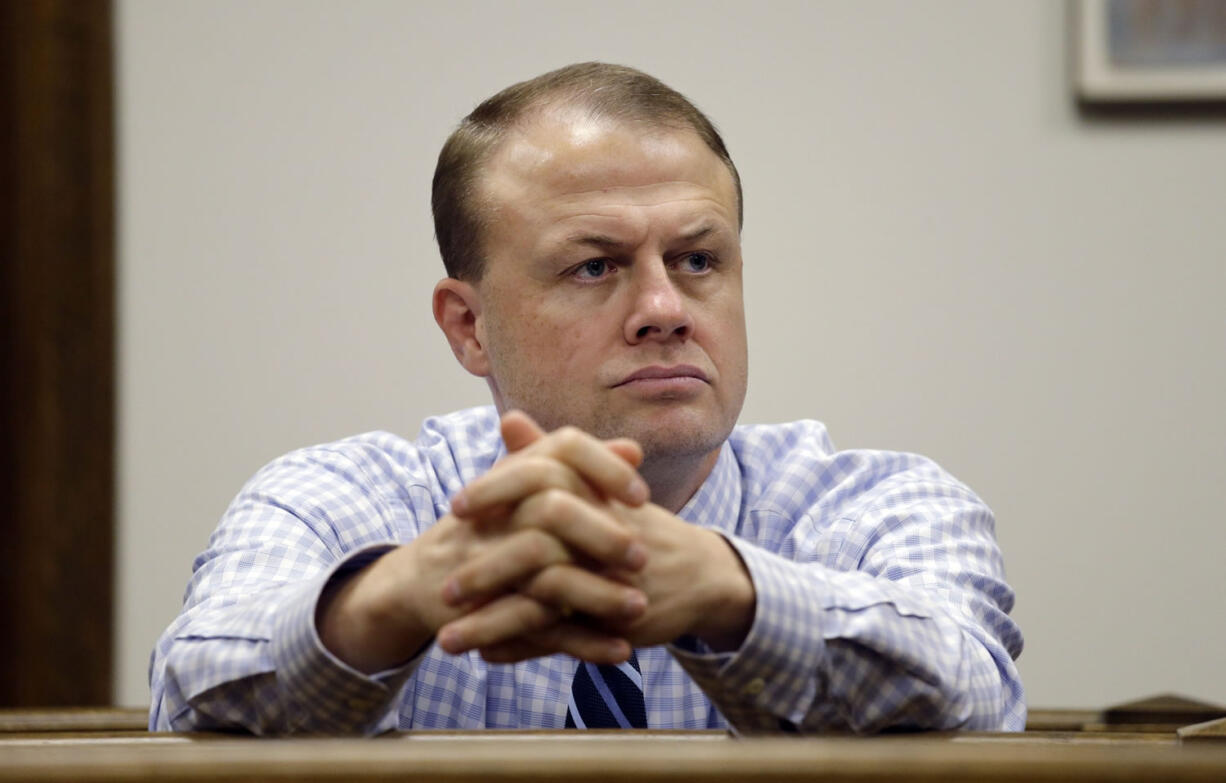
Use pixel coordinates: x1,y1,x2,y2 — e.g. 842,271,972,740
317,411,753,674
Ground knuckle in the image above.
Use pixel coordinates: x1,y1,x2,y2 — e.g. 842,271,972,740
519,529,551,564
537,487,574,520
449,565,476,591
526,564,567,600
521,528,566,565
521,455,556,483
553,426,587,455
516,596,550,630
605,528,633,556
529,457,573,494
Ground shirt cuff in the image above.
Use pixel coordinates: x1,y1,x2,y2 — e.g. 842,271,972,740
270,544,425,733
668,536,828,733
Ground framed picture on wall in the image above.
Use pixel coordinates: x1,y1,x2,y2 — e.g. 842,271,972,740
1075,0,1226,101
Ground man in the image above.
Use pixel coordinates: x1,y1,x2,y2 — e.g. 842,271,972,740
149,63,1024,735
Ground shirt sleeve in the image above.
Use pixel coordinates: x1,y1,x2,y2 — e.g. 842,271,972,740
669,471,1025,734
148,445,438,735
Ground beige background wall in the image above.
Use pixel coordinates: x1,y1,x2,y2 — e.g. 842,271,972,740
115,1,1226,710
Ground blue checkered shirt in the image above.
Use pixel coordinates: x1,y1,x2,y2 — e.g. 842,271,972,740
149,406,1025,734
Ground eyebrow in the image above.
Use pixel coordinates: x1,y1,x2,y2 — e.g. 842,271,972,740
679,224,716,242
564,232,625,249
562,224,719,248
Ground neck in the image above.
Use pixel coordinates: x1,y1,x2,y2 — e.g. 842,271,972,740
637,446,721,513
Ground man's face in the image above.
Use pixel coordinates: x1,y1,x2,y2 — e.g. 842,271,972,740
471,109,748,465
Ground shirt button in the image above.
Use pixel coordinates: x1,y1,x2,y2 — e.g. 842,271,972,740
743,678,765,695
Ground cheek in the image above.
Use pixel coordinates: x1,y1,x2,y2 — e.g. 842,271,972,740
505,304,599,371
486,285,624,375
553,320,605,372
702,293,747,345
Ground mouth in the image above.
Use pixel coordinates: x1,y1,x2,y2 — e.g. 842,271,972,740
613,365,710,388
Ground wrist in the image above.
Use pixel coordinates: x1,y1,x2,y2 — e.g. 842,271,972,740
317,546,435,674
691,531,756,652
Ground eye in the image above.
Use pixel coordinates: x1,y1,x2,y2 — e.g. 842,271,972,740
681,252,713,273
574,258,613,280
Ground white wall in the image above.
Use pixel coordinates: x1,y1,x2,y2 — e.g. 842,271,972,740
116,1,1226,710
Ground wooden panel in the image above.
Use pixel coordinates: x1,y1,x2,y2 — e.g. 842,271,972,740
0,708,146,733
1,733,1226,782
0,0,115,705
1025,708,1103,732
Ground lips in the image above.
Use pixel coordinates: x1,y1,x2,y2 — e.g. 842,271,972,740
614,365,710,387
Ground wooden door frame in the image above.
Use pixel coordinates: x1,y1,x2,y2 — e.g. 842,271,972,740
0,0,115,706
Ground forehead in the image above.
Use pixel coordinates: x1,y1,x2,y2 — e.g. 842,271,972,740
477,110,738,233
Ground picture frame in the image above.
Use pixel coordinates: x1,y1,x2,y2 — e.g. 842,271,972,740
1075,0,1226,102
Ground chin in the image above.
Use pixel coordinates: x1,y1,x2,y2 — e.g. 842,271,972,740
535,400,736,459
632,417,732,464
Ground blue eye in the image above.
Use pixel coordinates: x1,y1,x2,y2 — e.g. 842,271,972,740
683,252,712,272
576,259,610,279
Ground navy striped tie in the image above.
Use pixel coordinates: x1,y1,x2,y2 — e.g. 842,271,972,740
564,650,647,729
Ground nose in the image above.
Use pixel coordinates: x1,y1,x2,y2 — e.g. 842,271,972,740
624,261,693,344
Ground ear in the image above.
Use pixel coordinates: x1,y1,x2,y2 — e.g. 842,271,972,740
433,277,490,377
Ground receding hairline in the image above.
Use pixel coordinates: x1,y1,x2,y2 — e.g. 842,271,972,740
493,101,726,167
465,100,741,255
432,62,744,281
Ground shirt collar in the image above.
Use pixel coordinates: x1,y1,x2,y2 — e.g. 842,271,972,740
676,441,742,536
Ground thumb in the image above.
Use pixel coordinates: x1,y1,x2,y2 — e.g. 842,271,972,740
500,409,546,453
604,437,644,469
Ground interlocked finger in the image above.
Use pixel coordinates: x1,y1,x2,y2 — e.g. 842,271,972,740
536,426,648,505
436,591,556,654
479,624,632,665
450,455,599,522
520,564,646,624
451,425,649,519
442,528,571,606
509,489,646,571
